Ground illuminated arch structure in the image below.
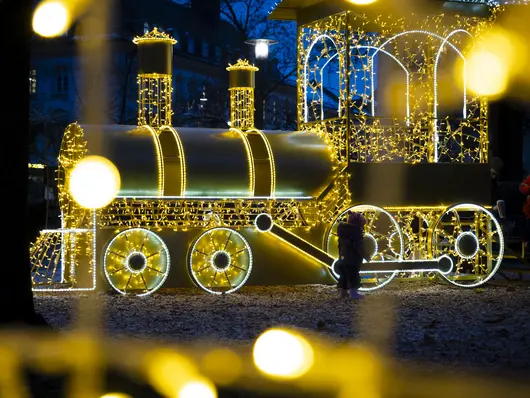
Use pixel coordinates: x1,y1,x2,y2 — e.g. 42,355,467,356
31,2,507,295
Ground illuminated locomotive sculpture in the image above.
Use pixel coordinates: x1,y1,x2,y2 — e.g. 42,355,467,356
31,0,505,295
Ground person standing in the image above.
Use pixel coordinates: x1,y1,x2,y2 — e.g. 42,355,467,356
519,174,530,254
336,211,369,299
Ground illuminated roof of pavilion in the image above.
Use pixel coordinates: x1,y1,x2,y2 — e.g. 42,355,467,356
267,0,524,20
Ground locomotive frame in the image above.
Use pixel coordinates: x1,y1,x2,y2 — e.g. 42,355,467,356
31,1,505,295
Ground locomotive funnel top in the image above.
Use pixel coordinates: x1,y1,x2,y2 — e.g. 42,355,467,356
133,28,176,127
133,27,176,76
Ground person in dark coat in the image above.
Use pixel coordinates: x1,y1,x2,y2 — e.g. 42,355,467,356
520,174,530,254
336,211,369,299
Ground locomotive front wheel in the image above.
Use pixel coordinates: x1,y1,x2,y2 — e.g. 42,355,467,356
431,204,504,287
188,227,253,294
103,228,170,296
326,205,402,291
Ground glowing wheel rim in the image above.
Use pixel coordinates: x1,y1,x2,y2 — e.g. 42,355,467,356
326,205,402,291
432,204,504,287
189,227,252,294
103,228,170,296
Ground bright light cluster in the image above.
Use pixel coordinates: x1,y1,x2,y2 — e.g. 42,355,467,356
68,155,121,209
32,1,69,38
253,329,314,379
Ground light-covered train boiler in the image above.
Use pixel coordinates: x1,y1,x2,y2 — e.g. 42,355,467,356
31,0,505,295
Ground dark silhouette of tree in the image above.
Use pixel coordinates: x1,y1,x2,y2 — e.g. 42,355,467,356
0,0,47,327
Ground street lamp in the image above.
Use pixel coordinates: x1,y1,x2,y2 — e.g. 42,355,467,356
245,39,278,129
245,39,278,61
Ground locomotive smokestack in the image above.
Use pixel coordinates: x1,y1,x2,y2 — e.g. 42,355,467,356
133,28,177,127
226,59,259,129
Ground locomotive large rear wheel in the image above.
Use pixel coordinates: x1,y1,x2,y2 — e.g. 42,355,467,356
188,227,253,294
431,204,504,287
103,228,170,296
326,205,402,291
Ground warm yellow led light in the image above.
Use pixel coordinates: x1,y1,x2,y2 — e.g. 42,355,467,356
467,50,508,97
346,0,377,4
68,156,121,209
178,379,217,398
253,329,314,379
32,1,70,38
100,393,132,398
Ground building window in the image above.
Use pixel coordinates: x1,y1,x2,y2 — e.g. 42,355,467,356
202,41,209,58
56,68,69,94
29,69,37,94
187,37,195,54
215,46,222,62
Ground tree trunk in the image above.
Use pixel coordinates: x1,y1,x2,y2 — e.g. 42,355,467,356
0,0,46,327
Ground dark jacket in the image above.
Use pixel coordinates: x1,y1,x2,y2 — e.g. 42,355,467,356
337,222,367,264
520,176,530,219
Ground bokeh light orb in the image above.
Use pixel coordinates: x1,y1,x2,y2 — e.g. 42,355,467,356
68,156,121,209
32,1,70,38
347,0,377,5
178,379,217,398
253,329,314,379
100,394,132,398
467,50,508,97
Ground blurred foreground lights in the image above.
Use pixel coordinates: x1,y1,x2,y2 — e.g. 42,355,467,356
32,1,70,37
178,379,217,398
465,28,523,97
346,0,377,4
253,329,314,379
467,50,508,97
68,156,121,209
100,394,132,398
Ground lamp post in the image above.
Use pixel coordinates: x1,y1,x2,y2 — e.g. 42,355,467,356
245,39,278,130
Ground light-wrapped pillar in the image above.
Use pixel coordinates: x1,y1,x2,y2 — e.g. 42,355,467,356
226,59,259,130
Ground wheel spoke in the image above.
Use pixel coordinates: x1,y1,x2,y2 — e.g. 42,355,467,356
145,250,162,259
139,232,149,251
125,274,133,290
231,248,247,257
147,266,164,274
110,266,126,275
224,232,232,250
108,250,126,258
140,273,149,291
224,272,232,288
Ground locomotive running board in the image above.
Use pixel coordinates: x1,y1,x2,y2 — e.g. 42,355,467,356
254,213,453,275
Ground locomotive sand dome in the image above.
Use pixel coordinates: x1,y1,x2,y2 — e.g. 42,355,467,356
31,1,505,295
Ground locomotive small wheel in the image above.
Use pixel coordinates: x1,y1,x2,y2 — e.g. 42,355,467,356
189,227,253,294
326,205,402,292
103,228,170,296
431,204,504,288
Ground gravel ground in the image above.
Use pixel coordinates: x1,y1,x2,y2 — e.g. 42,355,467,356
35,278,530,384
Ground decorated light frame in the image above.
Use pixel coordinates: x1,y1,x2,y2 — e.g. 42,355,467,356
30,8,507,296
298,9,496,163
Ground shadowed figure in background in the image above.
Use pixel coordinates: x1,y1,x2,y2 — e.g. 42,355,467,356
519,174,530,254
336,211,369,299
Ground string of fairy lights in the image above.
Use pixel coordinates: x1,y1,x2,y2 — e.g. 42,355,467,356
29,4,508,294
227,60,259,130
298,8,497,163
